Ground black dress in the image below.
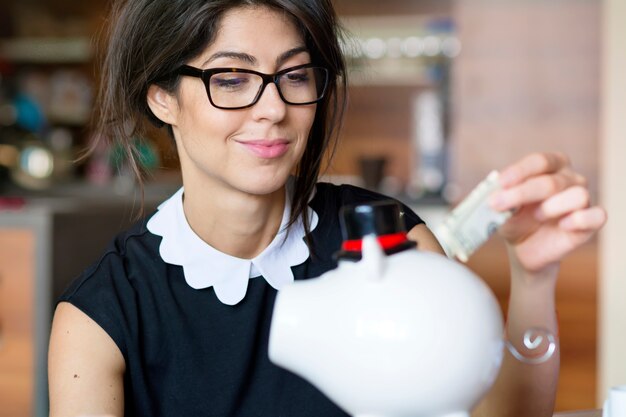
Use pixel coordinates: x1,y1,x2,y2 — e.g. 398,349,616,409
59,182,424,417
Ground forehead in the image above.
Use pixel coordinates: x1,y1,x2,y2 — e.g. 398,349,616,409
200,6,306,64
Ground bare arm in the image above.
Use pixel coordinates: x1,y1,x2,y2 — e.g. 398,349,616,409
408,223,560,417
409,223,560,416
407,223,446,254
48,302,125,417
472,262,560,417
409,152,606,417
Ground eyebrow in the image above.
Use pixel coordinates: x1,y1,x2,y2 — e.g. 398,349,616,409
276,46,309,66
203,46,309,68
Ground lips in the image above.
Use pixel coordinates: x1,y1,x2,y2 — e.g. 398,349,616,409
237,139,291,159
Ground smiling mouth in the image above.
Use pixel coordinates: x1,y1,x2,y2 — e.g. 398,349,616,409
238,139,290,159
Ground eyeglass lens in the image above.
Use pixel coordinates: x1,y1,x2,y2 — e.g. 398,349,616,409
208,67,326,108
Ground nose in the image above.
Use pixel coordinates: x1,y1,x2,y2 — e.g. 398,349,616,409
251,82,287,122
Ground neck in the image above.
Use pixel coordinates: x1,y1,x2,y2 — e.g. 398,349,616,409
181,180,287,259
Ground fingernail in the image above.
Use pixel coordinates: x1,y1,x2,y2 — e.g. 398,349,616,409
498,170,517,187
490,192,507,210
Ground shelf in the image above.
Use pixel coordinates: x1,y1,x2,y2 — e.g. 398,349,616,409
0,37,93,64
348,74,436,88
48,110,90,126
347,65,439,87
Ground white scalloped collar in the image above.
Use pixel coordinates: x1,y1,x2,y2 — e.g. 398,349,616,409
146,183,318,305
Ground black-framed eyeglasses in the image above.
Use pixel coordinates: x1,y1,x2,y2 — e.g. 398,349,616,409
176,63,329,110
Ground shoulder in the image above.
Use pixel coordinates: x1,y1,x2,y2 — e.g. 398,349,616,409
313,181,392,203
64,216,161,293
57,215,165,353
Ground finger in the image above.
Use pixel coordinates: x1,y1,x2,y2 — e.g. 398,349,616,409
499,152,570,187
559,167,588,187
534,186,590,221
490,171,580,211
558,206,607,232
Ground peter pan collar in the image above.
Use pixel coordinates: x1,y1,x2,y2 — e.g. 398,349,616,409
146,183,318,305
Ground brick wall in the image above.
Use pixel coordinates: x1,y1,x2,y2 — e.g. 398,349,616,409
450,0,600,199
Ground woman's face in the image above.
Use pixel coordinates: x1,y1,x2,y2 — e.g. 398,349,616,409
165,6,316,197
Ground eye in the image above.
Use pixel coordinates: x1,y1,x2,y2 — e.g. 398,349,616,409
284,70,310,85
210,74,251,91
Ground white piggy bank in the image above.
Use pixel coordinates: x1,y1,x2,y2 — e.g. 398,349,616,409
269,234,505,417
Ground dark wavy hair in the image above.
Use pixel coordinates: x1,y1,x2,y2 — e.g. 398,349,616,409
92,0,347,240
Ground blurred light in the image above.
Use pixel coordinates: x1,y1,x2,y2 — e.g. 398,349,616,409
20,146,54,179
402,36,423,58
423,36,441,57
364,37,387,59
386,37,404,58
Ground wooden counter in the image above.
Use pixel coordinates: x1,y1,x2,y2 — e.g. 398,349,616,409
0,199,159,417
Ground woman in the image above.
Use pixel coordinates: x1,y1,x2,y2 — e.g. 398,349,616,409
48,1,607,416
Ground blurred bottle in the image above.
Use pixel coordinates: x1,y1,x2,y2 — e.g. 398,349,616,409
0,97,56,190
358,156,387,191
407,89,448,200
0,136,56,190
109,137,160,195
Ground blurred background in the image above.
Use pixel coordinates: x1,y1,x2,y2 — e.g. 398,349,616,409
1,0,624,416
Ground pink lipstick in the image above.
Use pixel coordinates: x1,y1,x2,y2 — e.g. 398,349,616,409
238,139,290,159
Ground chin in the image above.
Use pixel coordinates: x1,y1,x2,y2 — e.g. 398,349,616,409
235,172,291,197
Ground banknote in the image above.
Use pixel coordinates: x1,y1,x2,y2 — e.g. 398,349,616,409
436,171,513,262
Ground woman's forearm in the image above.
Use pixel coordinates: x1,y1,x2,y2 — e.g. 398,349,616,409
473,259,560,417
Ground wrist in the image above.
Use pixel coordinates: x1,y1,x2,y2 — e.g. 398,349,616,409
506,243,560,288
505,244,559,330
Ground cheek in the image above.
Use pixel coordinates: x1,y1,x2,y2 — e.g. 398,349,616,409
178,104,242,145
297,106,317,136
175,83,218,133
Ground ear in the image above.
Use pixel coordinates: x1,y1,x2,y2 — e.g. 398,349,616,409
147,84,178,126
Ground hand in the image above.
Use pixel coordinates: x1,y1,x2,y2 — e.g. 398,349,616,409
489,152,607,273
